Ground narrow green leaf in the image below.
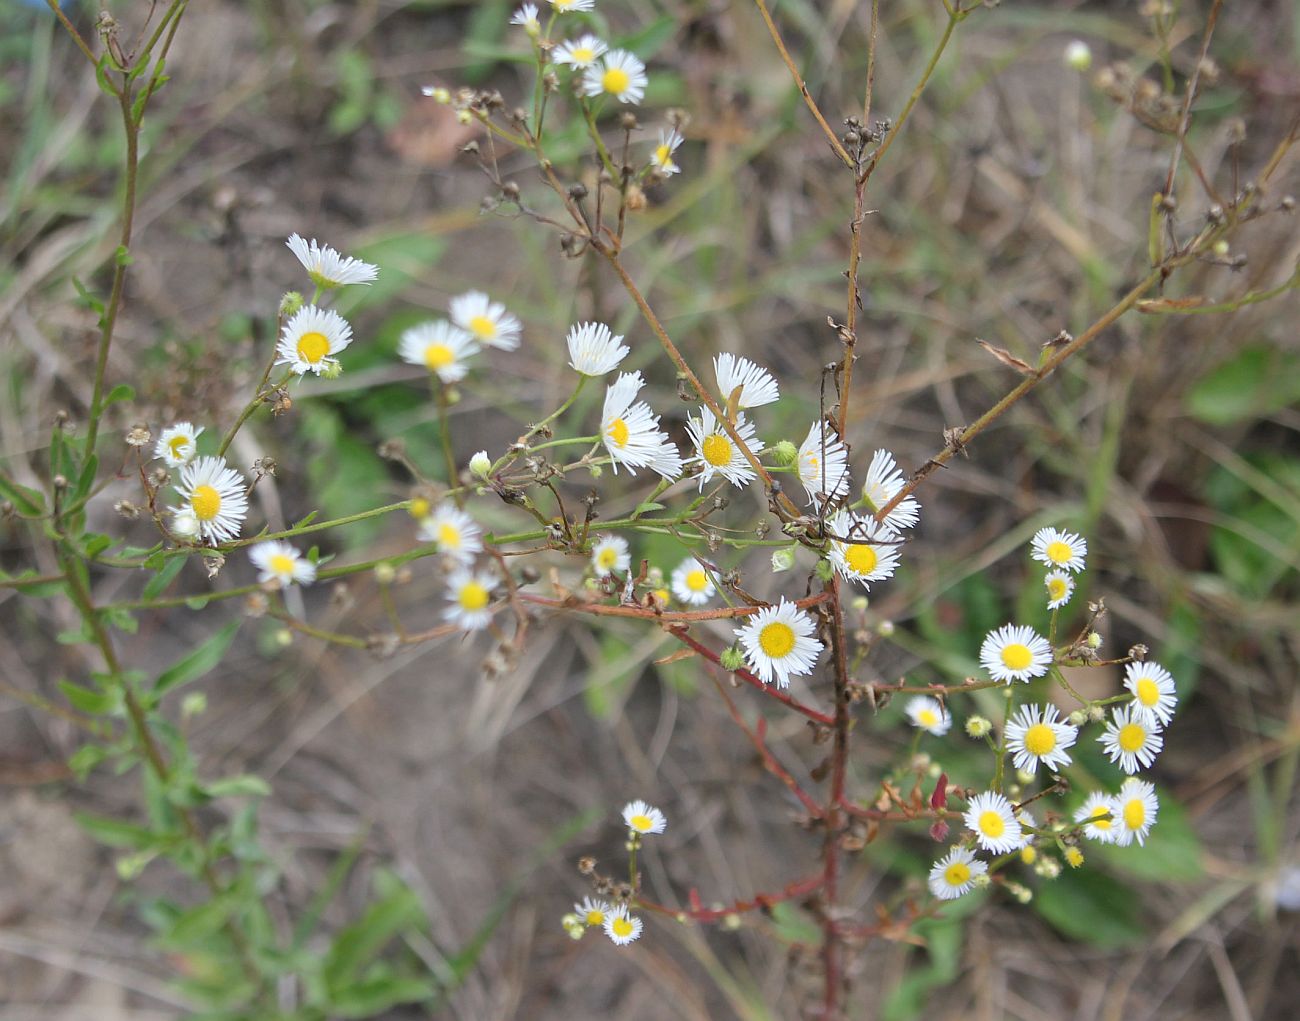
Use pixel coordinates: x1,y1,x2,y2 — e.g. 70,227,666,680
105,383,135,407
1032,869,1145,947
142,554,187,600
0,473,45,516
74,811,162,849
153,620,240,695
75,454,99,500
323,879,424,986
59,679,119,715
204,775,272,799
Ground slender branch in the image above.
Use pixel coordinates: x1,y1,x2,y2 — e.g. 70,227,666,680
1161,0,1224,199
636,873,824,923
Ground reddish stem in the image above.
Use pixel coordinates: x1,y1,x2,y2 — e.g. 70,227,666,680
637,873,824,923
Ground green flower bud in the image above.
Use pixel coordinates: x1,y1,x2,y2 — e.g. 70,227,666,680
770,546,796,573
720,646,745,672
279,291,304,317
771,440,798,466
965,715,992,738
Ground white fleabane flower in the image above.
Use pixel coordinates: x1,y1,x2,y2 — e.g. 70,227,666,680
928,846,987,900
1030,526,1088,573
979,624,1053,683
249,541,316,587
600,371,682,480
276,305,354,376
553,33,607,68
1112,778,1159,846
1005,703,1078,773
549,0,595,10
797,422,851,506
905,696,950,736
1044,569,1075,610
285,233,378,289
591,534,630,577
1123,660,1178,726
566,321,628,376
825,509,901,589
398,321,478,382
444,568,496,631
963,791,1025,854
575,896,612,927
154,422,204,467
1099,704,1164,774
174,456,248,545
734,598,823,688
685,406,761,489
1074,792,1119,844
510,3,540,31
714,352,779,409
622,799,666,835
417,504,483,563
860,449,921,531
583,50,647,105
603,905,643,946
651,128,683,176
449,291,522,351
670,557,715,606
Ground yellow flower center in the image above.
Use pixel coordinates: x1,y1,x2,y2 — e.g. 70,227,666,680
607,418,630,448
1088,808,1112,831
685,570,709,592
655,143,673,167
758,621,795,659
296,331,330,364
943,861,971,887
424,343,454,370
979,810,1005,838
1065,847,1084,867
585,909,604,926
468,314,496,340
554,0,575,7
408,497,431,520
191,484,221,521
918,708,939,728
1123,798,1145,830
1023,723,1057,757
438,523,462,548
1047,577,1067,600
597,547,620,570
168,435,190,458
573,46,594,63
602,67,631,95
458,581,489,611
1135,677,1159,706
1118,722,1147,752
629,814,653,832
701,433,732,466
611,916,634,938
844,543,878,575
1046,540,1073,564
1000,643,1032,671
269,553,296,577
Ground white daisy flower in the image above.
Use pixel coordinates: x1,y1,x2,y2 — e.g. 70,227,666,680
566,321,628,376
1044,570,1075,610
1098,704,1164,775
825,509,901,589
979,624,1053,683
575,896,612,927
1005,703,1078,774
1123,660,1178,726
603,905,643,946
963,791,1025,855
1111,778,1159,847
285,233,378,289
449,291,522,351
797,422,851,506
549,0,595,10
650,128,684,176
443,568,496,631
1074,791,1119,844
510,3,540,31
714,352,779,409
670,557,715,606
622,799,666,835
417,503,483,563
583,49,648,105
173,456,248,545
734,598,824,689
685,406,761,489
601,371,683,480
928,846,987,900
1030,527,1088,573
249,540,316,587
154,422,204,467
398,321,478,383
276,305,354,376
860,449,921,531
904,696,950,736
171,508,200,540
591,534,630,577
553,33,607,68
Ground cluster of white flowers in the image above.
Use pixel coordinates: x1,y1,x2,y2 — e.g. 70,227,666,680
563,799,663,946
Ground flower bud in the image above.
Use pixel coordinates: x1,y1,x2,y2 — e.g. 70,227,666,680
408,496,431,520
720,646,745,672
1065,846,1085,868
1064,40,1092,71
469,450,492,478
172,509,200,539
374,562,397,585
1086,631,1103,650
1068,709,1087,727
771,546,796,573
279,291,304,317
965,716,992,738
771,440,799,466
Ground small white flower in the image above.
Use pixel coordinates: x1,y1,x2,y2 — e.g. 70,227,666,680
714,352,779,409
905,696,950,736
1064,40,1093,71
575,896,612,927
685,406,761,489
510,3,540,32
796,421,851,506
1123,660,1178,726
249,540,316,587
1112,778,1159,847
825,509,901,589
601,371,682,480
171,508,200,539
1005,703,1078,774
469,450,492,479
963,791,1025,855
734,598,824,689
603,905,643,946
174,456,248,545
583,49,648,105
622,799,666,835
1044,569,1075,610
417,504,483,563
591,534,630,577
566,321,628,376
154,422,204,467
1099,704,1164,775
285,233,378,289
928,846,987,900
1030,527,1088,573
449,291,522,351
443,568,496,631
860,449,921,531
1074,792,1119,844
549,0,595,10
670,557,715,606
979,624,1053,683
276,305,354,375
553,33,607,68
650,128,684,176
398,321,478,382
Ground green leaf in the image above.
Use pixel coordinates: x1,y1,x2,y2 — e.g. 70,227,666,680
633,501,665,515
59,678,120,715
68,743,110,780
114,244,134,267
204,775,272,799
323,875,426,987
71,276,106,316
1186,344,1300,426
617,15,678,59
74,811,163,850
105,383,135,407
75,454,99,500
153,620,240,695
326,970,434,1018
83,532,112,558
769,901,820,945
142,554,187,600
0,473,45,516
1032,868,1145,947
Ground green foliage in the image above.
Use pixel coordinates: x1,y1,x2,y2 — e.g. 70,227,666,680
1185,344,1300,426
1032,868,1145,947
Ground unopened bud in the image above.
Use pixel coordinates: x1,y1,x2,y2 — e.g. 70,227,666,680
279,291,304,317
965,716,992,738
771,440,798,466
374,562,397,585
1064,40,1092,71
469,450,492,478
770,546,796,573
720,646,745,672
